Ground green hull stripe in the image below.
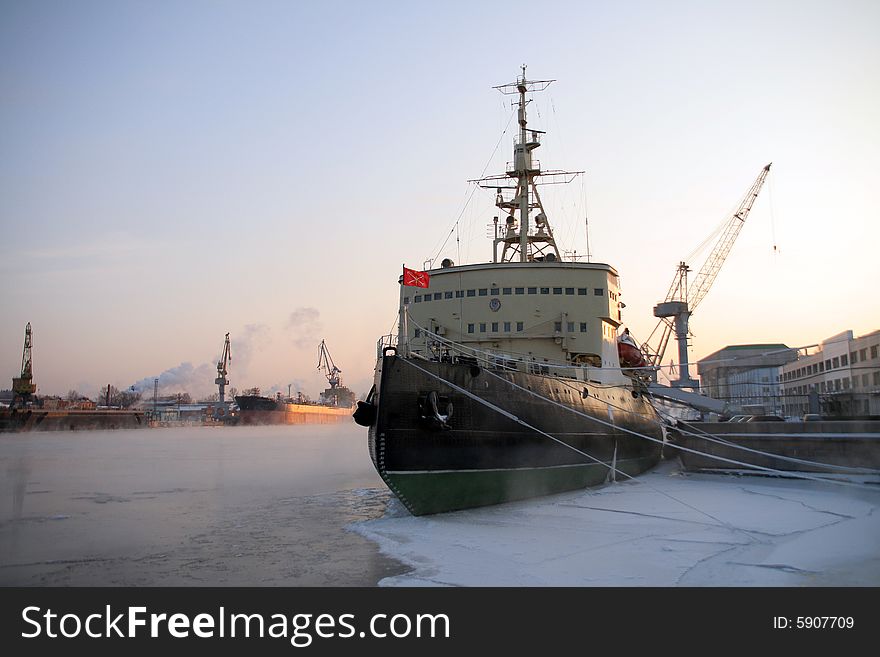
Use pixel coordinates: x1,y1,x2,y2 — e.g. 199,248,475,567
384,456,658,516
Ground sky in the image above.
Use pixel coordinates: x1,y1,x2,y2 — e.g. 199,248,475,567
1,0,878,400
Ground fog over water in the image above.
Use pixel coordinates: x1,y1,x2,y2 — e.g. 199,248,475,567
0,423,405,586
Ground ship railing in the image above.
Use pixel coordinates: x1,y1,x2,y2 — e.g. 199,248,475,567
376,334,399,358
505,159,541,174
416,326,589,382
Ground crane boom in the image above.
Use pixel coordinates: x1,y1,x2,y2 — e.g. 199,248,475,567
215,332,231,402
688,163,771,311
317,339,341,389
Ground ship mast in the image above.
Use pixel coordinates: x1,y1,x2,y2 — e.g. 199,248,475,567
475,66,582,263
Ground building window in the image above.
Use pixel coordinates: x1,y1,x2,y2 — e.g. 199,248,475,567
480,323,486,333
445,291,453,299
819,361,824,372
403,296,410,304
503,287,512,295
842,378,850,389
553,287,563,295
863,374,870,387
414,329,421,338
860,348,867,361
825,359,832,370
872,345,878,359
851,351,858,363
832,357,839,368
479,288,488,296
516,321,524,332
841,354,848,366
528,287,537,294
466,289,476,297
414,296,422,303
594,288,604,296
567,321,575,332
434,293,442,300
565,288,575,295
515,287,525,295
456,290,464,298
491,322,498,332
540,287,550,294
874,372,880,386
467,323,474,333
490,287,499,295
504,321,511,332
578,288,587,295
580,322,587,332
554,321,562,332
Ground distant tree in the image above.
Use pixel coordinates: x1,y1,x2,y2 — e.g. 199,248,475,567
200,392,220,403
117,389,142,408
66,389,82,402
243,387,261,396
228,387,238,399
173,392,192,405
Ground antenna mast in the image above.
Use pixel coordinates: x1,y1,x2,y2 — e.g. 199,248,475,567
473,65,582,263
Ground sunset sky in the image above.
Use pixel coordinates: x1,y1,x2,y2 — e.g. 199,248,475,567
2,0,878,400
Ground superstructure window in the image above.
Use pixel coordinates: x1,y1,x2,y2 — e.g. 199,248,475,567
491,322,498,332
540,287,549,294
516,321,524,332
872,345,878,359
553,287,563,295
423,295,431,302
480,323,486,333
467,324,474,333
403,296,410,304
577,288,587,295
594,288,604,296
414,329,421,337
567,321,575,332
479,288,488,296
528,287,537,294
456,290,464,298
503,287,512,295
467,289,476,297
445,291,453,299
414,296,422,303
504,321,511,332
841,354,849,366
554,322,562,332
490,287,499,295
580,322,587,332
515,287,524,295
434,293,442,300
565,288,575,295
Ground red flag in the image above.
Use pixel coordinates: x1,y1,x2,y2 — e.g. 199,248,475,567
402,266,430,288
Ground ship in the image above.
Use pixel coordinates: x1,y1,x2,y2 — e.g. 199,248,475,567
234,340,356,425
354,68,666,515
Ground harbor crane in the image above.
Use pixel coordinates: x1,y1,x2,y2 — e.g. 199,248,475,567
641,163,772,388
317,340,342,390
215,332,231,403
12,322,37,407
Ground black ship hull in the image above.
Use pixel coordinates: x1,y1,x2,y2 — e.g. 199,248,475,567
367,352,664,515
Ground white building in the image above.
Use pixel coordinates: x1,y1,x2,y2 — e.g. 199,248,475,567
781,330,880,417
